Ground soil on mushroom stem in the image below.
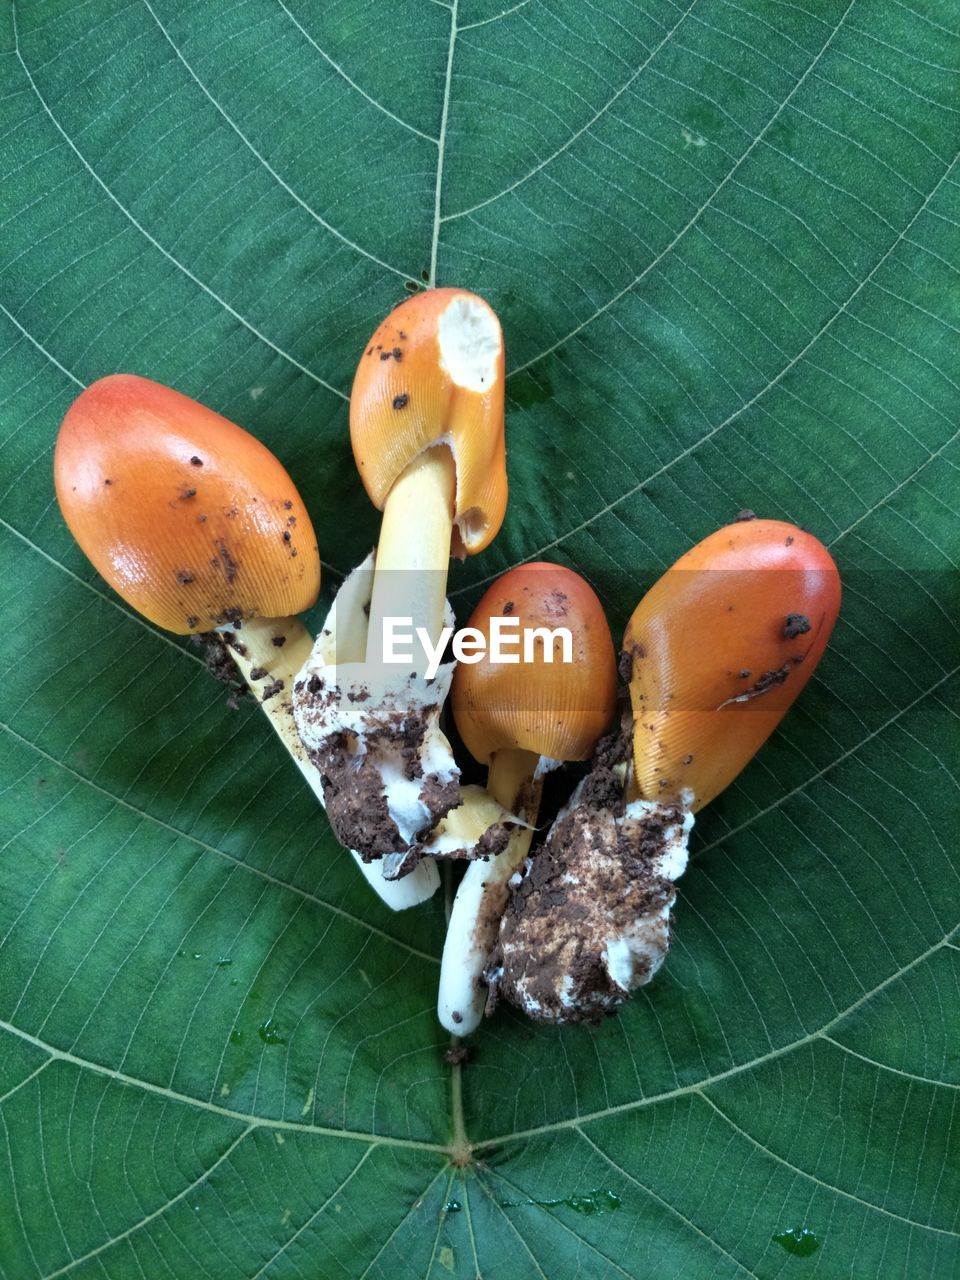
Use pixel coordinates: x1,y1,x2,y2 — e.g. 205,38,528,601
190,633,248,709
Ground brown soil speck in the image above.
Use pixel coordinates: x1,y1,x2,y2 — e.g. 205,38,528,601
392,393,409,410
682,754,694,765
379,352,391,361
261,678,284,702
198,514,207,523
739,669,752,678
286,516,296,527
282,530,292,543
392,346,403,361
175,571,194,585
502,601,514,615
186,615,199,629
619,642,645,685
735,508,756,521
719,664,791,708
215,541,238,584
190,456,203,466
182,487,197,499
784,613,811,639
443,1046,469,1066
283,500,293,510
544,589,568,618
451,1011,463,1025
249,666,268,681
786,535,794,546
271,635,286,648
214,606,245,626
103,478,112,486
190,632,248,704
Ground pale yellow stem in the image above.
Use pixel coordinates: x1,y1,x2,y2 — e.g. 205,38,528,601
365,447,456,669
225,616,315,768
486,747,540,816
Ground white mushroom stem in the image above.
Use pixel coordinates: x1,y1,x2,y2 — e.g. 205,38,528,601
365,446,456,668
225,617,439,911
438,748,544,1034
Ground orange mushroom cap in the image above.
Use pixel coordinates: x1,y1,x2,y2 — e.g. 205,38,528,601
350,288,506,557
54,374,320,634
624,519,841,812
452,562,618,765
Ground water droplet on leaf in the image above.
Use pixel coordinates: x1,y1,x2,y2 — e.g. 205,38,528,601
258,1018,286,1046
499,1188,621,1215
567,1189,622,1215
773,1226,820,1257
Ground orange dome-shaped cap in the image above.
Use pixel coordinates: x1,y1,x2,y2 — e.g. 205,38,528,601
453,562,617,766
624,519,841,812
54,374,321,634
350,288,506,556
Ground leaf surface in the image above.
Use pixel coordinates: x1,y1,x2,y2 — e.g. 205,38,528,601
1,1,958,1276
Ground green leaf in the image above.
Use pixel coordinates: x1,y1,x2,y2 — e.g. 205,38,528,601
2,0,958,1275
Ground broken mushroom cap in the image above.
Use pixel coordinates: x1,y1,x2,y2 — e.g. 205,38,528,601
54,374,320,634
452,562,618,765
624,519,841,812
350,288,506,557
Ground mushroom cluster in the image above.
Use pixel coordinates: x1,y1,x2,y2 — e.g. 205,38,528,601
53,293,841,1034
490,518,841,1024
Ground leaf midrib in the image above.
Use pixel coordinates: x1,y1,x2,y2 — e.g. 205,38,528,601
1,915,955,1159
473,922,959,1152
0,1017,449,1152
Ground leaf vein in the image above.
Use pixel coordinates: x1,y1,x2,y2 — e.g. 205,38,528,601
11,1,349,402
698,1092,960,1238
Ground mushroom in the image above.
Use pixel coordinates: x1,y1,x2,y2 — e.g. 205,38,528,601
53,373,438,911
294,289,507,871
437,563,617,1034
491,518,841,1024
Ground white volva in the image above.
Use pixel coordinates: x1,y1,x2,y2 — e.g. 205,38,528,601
438,751,540,1034
292,555,441,910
